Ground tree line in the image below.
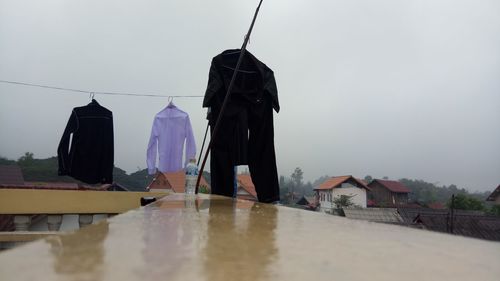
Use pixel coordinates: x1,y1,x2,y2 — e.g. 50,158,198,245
1,152,153,191
278,167,498,215
1,154,498,216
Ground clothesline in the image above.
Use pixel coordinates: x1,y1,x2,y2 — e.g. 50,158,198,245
0,79,204,98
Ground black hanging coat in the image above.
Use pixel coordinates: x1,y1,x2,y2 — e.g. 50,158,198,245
202,49,280,203
57,99,114,184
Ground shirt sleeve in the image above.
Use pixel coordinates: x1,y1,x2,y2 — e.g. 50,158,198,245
57,110,78,175
202,58,222,108
184,115,197,167
263,68,280,113
146,117,159,175
102,112,114,183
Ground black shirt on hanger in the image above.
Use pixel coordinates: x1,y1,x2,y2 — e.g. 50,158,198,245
57,99,114,184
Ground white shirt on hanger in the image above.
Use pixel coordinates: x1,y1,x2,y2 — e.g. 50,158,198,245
147,102,196,174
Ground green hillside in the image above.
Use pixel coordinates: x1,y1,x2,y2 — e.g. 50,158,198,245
1,153,151,191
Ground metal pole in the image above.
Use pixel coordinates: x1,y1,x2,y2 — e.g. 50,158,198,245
449,194,455,234
195,0,265,194
197,123,209,167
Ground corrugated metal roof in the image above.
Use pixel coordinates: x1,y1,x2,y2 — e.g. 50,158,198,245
397,208,485,224
343,208,404,224
414,213,500,242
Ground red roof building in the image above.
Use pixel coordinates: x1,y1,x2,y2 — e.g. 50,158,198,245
147,171,211,193
486,185,500,205
313,175,370,210
236,174,258,201
314,175,370,191
148,172,258,201
367,179,410,206
0,165,24,185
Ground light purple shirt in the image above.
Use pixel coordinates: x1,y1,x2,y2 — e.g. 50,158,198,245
147,103,196,175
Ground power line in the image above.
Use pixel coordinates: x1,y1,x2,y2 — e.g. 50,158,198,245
0,79,204,98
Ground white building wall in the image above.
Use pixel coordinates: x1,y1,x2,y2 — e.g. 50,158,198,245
332,184,367,208
318,190,333,213
317,183,368,212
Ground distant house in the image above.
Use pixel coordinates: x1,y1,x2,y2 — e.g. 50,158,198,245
486,185,500,205
295,196,316,206
236,174,258,201
148,172,258,201
147,171,211,193
367,179,410,206
313,175,370,212
0,165,25,186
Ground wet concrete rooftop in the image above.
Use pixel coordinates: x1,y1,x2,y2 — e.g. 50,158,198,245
1,194,499,281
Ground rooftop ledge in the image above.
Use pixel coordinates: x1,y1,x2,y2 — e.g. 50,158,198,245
0,193,499,281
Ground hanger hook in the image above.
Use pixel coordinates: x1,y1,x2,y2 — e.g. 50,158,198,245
168,96,173,103
89,92,95,100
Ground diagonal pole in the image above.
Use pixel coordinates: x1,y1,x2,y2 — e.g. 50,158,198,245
195,0,265,194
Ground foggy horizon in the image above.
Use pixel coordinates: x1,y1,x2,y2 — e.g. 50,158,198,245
1,0,499,193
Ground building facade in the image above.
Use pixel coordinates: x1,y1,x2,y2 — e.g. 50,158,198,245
314,176,369,213
367,179,410,206
487,185,500,205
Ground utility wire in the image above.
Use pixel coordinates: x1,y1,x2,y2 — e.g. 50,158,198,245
0,79,203,98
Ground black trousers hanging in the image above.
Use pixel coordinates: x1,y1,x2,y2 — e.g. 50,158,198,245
210,95,280,203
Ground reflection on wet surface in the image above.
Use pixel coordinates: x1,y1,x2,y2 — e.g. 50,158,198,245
0,194,499,281
137,195,277,281
46,221,109,281
203,199,277,281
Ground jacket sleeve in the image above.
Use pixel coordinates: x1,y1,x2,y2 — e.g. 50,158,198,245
202,58,222,108
57,110,78,175
263,68,280,113
184,115,197,167
146,117,159,175
102,112,114,183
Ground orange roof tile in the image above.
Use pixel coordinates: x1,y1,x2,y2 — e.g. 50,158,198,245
237,174,257,198
149,171,211,193
314,175,370,190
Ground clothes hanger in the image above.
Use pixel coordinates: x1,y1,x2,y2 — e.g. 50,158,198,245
89,92,98,104
221,46,257,73
167,96,175,108
221,65,257,73
223,35,251,56
223,49,241,56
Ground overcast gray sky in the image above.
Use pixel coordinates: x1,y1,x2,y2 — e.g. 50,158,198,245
1,0,499,192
